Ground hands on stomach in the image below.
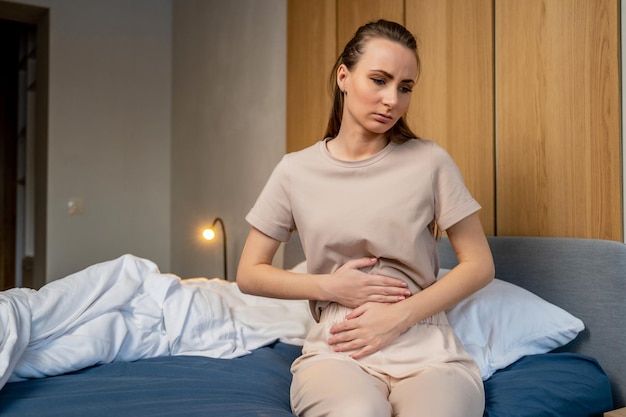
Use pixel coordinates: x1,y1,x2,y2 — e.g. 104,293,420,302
324,257,412,359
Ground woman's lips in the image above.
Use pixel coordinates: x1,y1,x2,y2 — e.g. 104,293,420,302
373,113,393,123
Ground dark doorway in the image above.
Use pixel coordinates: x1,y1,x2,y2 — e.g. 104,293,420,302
0,19,20,290
0,1,49,290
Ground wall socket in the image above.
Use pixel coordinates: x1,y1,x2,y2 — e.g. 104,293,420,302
67,197,84,215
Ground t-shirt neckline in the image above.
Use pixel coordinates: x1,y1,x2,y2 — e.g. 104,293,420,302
319,137,398,167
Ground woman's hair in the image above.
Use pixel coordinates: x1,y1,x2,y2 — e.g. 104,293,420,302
323,19,421,144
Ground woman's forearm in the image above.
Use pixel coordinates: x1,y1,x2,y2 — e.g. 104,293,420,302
393,213,494,331
237,261,328,300
237,228,411,306
236,228,327,300
394,260,493,330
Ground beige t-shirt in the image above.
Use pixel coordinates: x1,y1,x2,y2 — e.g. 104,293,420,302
246,138,480,320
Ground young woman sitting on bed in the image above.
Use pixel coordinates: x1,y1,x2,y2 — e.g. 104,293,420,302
237,19,494,417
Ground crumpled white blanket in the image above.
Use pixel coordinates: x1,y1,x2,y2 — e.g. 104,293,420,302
0,254,314,390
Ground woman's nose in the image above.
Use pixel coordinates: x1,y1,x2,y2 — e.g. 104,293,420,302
382,88,398,108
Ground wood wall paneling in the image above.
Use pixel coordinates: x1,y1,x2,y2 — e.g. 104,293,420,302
287,0,336,152
496,0,622,240
286,0,622,240
406,0,495,235
336,0,404,49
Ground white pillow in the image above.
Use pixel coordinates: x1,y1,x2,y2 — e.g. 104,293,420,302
442,269,585,380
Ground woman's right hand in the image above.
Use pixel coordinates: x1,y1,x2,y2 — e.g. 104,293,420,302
321,257,411,308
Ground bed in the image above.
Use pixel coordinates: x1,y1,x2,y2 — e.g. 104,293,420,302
0,235,623,416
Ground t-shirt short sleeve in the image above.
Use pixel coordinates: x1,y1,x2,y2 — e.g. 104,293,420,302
431,144,481,231
245,155,295,242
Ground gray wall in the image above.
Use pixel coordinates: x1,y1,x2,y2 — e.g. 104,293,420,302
171,0,286,279
11,0,286,281
12,0,173,280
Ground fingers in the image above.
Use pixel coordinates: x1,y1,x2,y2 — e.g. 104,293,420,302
349,348,372,360
375,275,409,289
343,304,365,321
339,256,379,271
327,315,379,358
367,277,411,301
338,257,410,290
328,332,372,359
329,318,356,335
331,257,412,306
328,329,358,351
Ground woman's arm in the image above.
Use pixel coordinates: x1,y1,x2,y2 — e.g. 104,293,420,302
412,212,495,316
237,227,411,307
328,212,494,358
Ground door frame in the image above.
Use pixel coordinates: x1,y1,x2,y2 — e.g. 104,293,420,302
0,0,49,289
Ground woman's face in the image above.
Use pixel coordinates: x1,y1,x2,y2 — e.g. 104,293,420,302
338,38,417,139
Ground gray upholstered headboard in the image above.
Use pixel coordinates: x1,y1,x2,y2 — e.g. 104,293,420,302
441,236,626,408
283,234,626,408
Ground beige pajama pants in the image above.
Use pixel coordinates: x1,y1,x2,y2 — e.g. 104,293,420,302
290,303,484,417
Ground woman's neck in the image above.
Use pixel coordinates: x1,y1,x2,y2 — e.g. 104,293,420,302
326,132,389,161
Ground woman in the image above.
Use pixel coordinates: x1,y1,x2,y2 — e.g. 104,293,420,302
237,19,494,417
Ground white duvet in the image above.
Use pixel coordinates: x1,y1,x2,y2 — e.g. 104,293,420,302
0,254,314,390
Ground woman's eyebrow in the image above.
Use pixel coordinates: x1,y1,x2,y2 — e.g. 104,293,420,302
372,69,415,84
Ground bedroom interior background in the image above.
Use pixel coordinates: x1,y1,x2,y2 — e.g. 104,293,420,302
2,0,286,285
0,0,623,288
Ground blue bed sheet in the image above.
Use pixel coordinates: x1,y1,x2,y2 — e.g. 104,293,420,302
0,343,613,417
484,352,613,417
0,343,299,417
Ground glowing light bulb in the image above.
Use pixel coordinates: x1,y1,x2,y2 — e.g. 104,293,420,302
202,228,216,240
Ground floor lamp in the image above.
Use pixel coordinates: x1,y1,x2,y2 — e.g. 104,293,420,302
202,217,228,280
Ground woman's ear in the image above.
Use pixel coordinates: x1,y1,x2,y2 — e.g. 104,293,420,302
337,64,349,93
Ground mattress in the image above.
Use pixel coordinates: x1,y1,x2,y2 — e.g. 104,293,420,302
0,343,612,417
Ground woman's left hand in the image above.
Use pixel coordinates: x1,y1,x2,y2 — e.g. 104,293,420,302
327,302,408,359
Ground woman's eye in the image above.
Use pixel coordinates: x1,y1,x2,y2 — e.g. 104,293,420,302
372,78,385,85
399,86,413,93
